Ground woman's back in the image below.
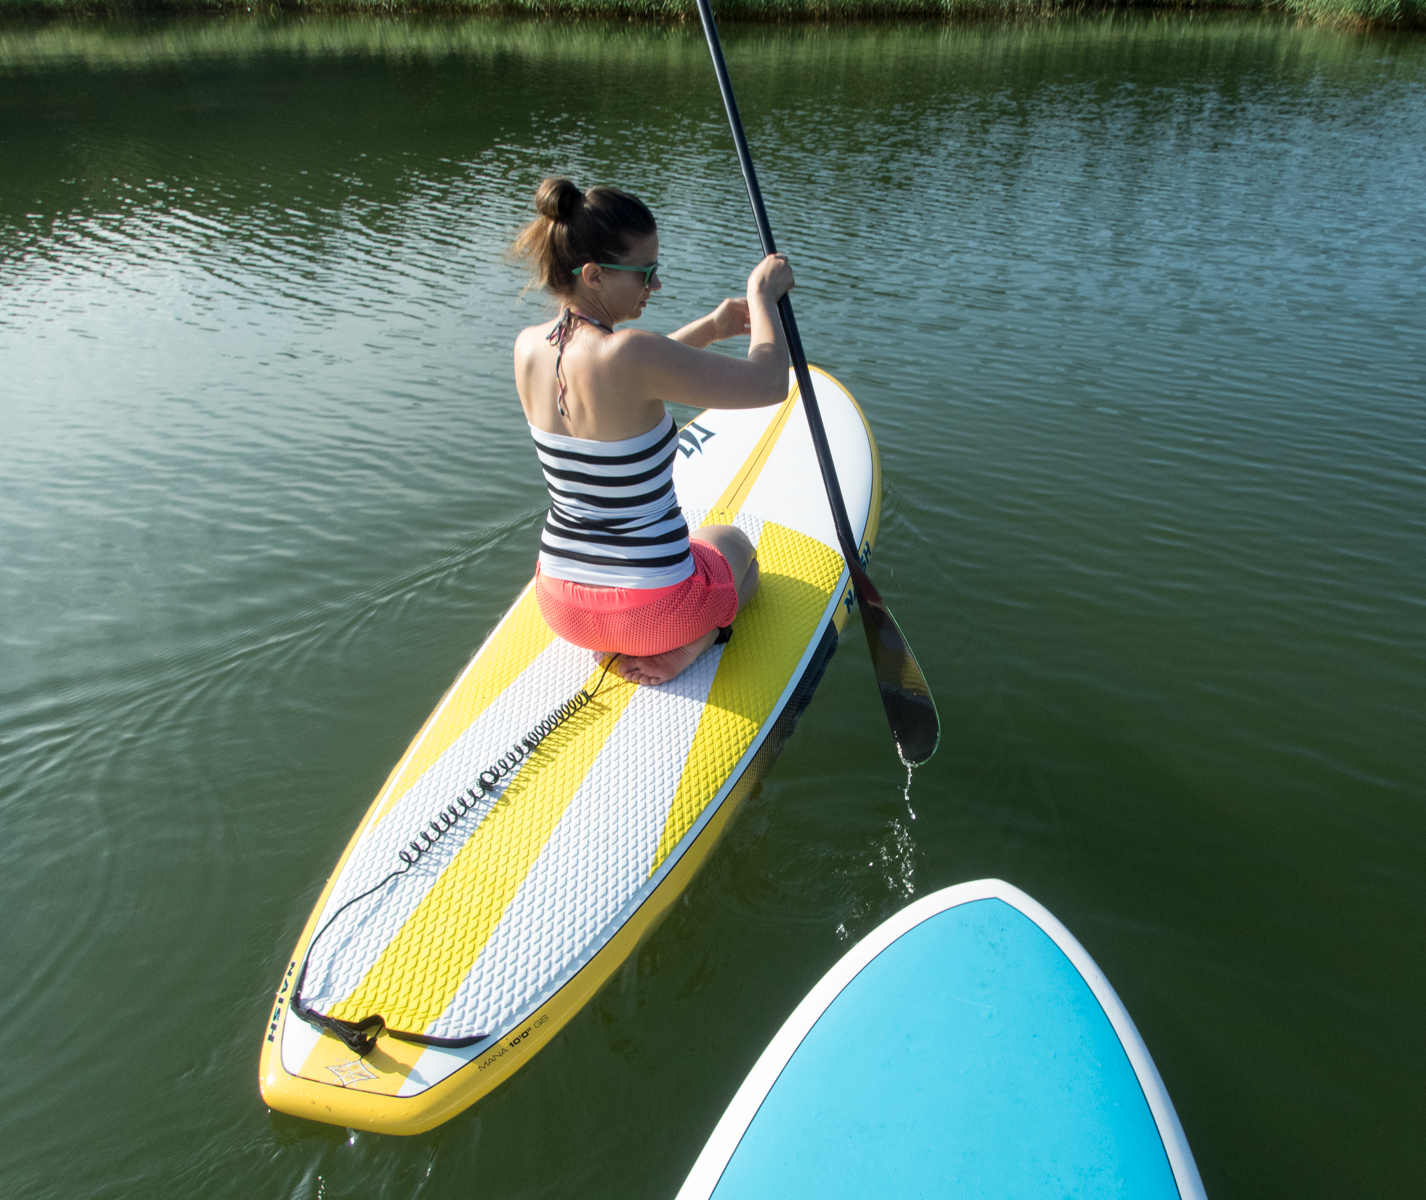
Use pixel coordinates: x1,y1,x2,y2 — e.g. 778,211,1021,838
515,308,668,443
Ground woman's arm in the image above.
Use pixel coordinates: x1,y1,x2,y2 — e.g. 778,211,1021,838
622,254,793,410
669,298,751,349
743,253,791,381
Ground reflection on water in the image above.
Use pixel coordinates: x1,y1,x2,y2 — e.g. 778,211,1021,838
1,14,1423,1200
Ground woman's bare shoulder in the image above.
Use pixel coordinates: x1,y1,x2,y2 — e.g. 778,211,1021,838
602,326,682,362
515,319,556,356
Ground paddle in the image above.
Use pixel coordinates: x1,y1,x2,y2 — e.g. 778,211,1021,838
693,0,940,766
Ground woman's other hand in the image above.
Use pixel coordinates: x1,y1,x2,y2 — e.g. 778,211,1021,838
747,253,794,302
668,297,750,349
709,297,751,341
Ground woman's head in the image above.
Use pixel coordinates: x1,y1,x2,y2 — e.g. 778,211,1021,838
511,178,657,300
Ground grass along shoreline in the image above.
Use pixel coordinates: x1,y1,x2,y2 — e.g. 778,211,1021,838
0,0,1421,31
6,10,1420,72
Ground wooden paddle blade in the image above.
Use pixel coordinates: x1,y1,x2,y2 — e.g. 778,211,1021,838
849,562,940,765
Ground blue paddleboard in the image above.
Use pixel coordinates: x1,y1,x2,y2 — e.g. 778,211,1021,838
677,879,1206,1199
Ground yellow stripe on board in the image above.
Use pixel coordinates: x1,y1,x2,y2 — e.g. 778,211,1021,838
328,667,639,1032
650,522,844,872
708,390,798,515
373,590,557,825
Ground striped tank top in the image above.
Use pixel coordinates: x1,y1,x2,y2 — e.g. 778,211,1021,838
530,411,695,589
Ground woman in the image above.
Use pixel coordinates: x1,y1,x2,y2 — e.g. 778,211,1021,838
511,177,795,686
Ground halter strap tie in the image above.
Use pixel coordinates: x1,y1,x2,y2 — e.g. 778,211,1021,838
546,307,613,417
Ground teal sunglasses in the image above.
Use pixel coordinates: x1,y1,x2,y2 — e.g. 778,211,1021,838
573,261,659,287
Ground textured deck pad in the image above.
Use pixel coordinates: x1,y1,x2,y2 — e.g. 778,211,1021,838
265,368,877,1124
291,516,842,1091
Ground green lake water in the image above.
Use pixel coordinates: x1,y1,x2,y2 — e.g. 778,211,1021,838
1,12,1423,1198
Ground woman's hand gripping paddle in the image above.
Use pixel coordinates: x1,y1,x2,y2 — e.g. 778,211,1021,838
694,0,940,766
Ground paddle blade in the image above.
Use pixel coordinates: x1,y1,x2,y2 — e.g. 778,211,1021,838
848,562,940,765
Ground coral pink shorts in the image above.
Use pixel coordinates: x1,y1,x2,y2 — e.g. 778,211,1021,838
535,538,739,658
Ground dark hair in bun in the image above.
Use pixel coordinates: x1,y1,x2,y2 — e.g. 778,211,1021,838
535,177,584,223
511,177,656,298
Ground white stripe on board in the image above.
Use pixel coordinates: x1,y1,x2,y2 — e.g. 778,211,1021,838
297,635,598,1014
417,641,722,1047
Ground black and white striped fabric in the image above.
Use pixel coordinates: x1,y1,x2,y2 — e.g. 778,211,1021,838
530,412,695,588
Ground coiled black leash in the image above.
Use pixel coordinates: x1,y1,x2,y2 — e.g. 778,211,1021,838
289,656,620,1057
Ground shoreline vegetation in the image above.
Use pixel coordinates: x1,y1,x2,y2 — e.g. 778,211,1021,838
0,0,1421,29
4,10,1419,71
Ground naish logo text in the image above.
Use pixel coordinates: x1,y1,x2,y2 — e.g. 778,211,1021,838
477,1014,550,1071
843,543,872,610
266,959,297,1043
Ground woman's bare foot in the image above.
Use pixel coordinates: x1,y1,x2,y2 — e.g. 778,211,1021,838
607,530,756,687
615,628,721,686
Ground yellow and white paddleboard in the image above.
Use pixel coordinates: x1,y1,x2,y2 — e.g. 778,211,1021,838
259,367,880,1134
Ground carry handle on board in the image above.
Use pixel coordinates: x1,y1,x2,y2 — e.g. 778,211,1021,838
694,0,941,766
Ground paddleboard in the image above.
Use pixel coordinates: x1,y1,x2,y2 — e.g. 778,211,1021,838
259,366,879,1134
678,879,1208,1200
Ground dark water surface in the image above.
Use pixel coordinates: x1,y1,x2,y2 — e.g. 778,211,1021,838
2,13,1423,1198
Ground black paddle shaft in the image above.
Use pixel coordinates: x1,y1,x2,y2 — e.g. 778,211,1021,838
694,0,940,766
